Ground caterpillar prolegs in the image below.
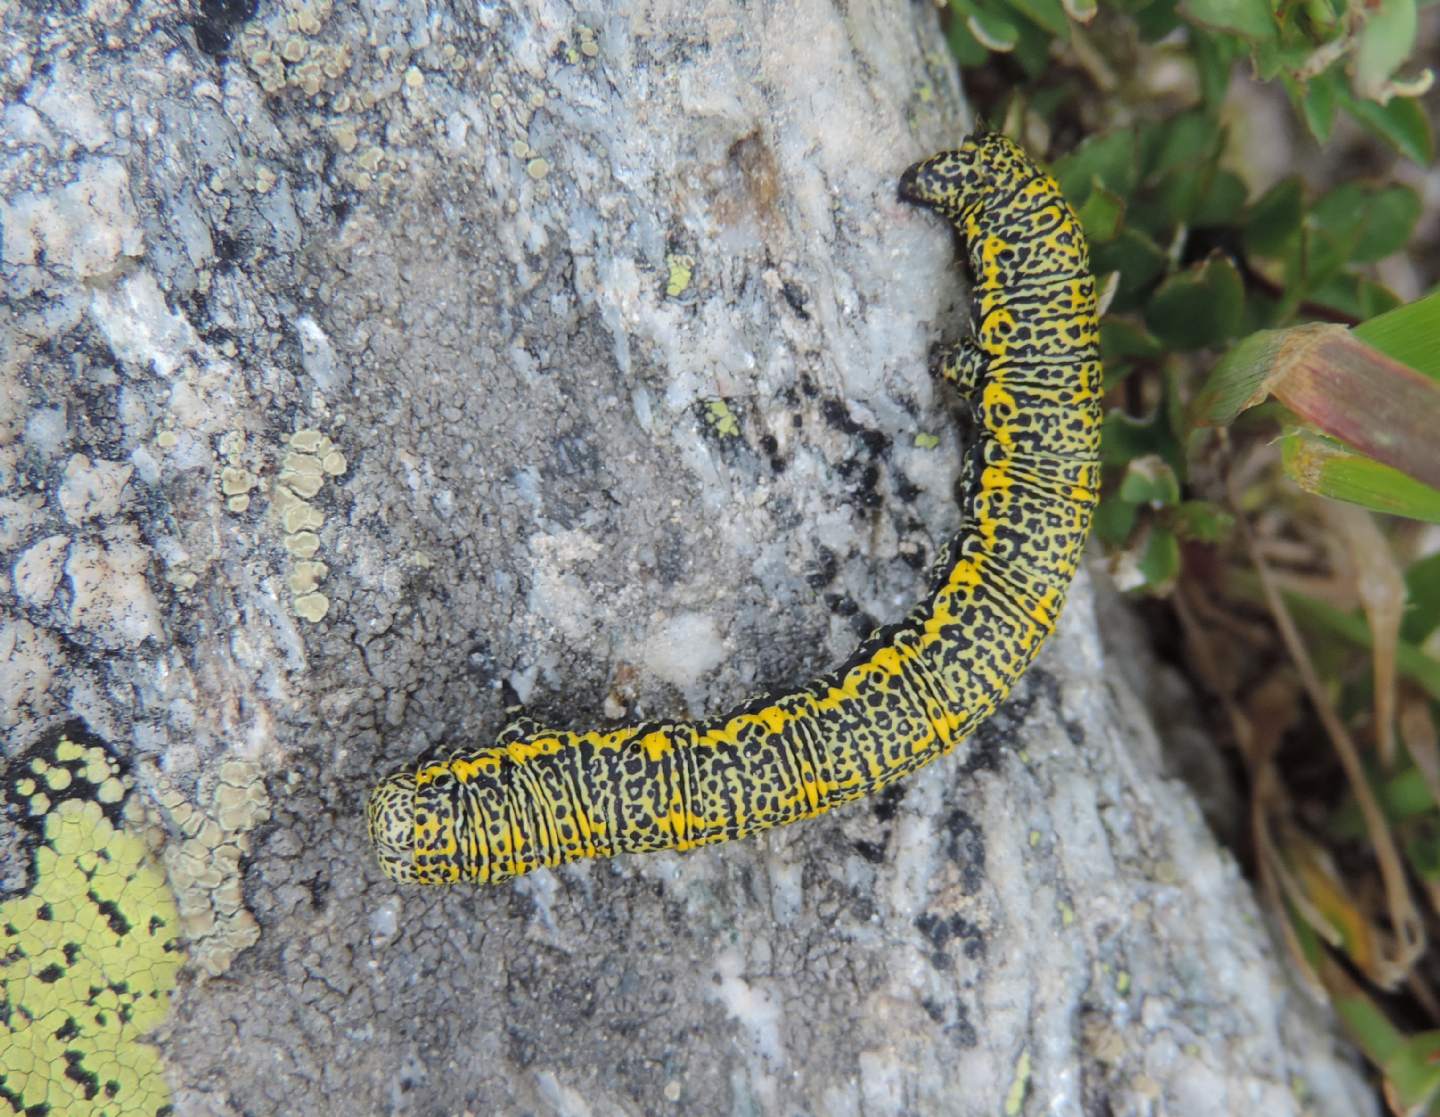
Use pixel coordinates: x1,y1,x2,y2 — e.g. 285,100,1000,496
368,134,1103,885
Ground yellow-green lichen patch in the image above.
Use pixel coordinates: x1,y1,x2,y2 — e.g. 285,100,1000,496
1,723,182,1117
1004,1047,1032,1116
665,253,694,298
269,428,346,624
148,759,270,977
703,399,741,439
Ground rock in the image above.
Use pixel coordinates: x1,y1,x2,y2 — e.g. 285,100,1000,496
0,2,1372,1115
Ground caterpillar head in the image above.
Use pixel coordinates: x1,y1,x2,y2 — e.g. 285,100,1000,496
898,133,1031,224
368,769,419,883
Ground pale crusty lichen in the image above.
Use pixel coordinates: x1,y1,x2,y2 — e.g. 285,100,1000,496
293,591,330,622
283,530,321,559
234,0,427,191
237,0,347,98
270,428,345,623
1,726,183,1116
213,426,345,623
217,429,258,514
147,758,271,978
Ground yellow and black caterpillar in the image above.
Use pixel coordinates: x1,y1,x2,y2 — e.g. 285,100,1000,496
368,134,1102,885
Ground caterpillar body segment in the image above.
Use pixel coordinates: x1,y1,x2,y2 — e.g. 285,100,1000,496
368,133,1103,885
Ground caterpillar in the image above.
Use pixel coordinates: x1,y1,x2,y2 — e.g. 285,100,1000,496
368,133,1102,885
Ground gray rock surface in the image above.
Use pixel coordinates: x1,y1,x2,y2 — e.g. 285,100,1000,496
0,1,1374,1114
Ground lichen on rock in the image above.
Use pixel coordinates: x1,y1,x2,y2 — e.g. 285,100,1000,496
1,724,182,1117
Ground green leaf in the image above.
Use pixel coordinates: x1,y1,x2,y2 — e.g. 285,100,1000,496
1147,110,1222,177
1010,14,1059,74
1179,0,1278,41
1101,408,1182,473
1190,327,1293,426
968,11,1020,52
1281,429,1440,524
1243,176,1304,257
1094,496,1138,545
1078,182,1125,242
954,0,1022,50
1402,820,1440,888
1118,454,1181,506
1053,131,1139,203
1239,287,1286,334
1296,69,1336,143
1342,92,1435,164
1190,29,1236,108
1090,228,1168,311
1192,169,1248,225
1134,0,1183,37
1145,256,1245,350
1254,37,1324,82
1351,185,1422,263
1380,1032,1440,1115
1167,500,1235,542
1298,0,1344,37
1353,0,1419,101
1353,280,1404,320
1331,979,1405,1066
1309,183,1369,266
945,11,992,64
1402,551,1440,645
1102,318,1164,362
1300,181,1416,292
1305,273,1402,321
1006,0,1073,37
1344,766,1440,828
1138,524,1182,589
1354,291,1440,381
1101,318,1163,390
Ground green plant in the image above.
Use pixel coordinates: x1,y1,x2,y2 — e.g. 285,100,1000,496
936,1,1440,1109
